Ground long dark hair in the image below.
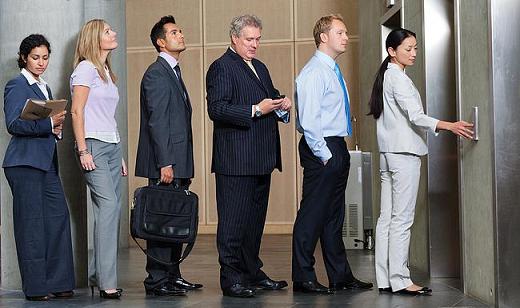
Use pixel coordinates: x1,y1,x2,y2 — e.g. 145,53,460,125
368,28,416,119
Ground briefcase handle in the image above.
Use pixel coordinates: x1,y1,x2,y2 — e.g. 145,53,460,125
131,234,194,266
154,179,192,194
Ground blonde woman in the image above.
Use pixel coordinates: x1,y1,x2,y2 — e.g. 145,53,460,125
70,19,127,299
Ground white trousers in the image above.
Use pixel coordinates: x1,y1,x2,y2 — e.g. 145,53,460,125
375,152,421,291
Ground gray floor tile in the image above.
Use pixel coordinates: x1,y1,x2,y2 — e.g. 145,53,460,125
0,235,490,308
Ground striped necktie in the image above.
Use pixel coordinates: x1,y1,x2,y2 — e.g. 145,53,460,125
334,63,352,135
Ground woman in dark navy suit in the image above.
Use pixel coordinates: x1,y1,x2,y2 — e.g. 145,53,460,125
2,34,75,301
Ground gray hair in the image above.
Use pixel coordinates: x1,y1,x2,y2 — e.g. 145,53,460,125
229,14,262,38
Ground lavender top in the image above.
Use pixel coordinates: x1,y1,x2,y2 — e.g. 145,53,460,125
70,60,120,143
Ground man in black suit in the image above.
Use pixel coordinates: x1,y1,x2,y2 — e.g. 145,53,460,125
206,14,292,298
135,15,202,297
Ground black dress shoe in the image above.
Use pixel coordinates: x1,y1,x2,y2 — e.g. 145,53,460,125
396,286,432,295
293,281,333,294
52,290,74,298
330,277,373,290
172,277,203,290
146,283,187,296
25,295,49,301
254,278,288,290
223,283,256,298
378,287,392,293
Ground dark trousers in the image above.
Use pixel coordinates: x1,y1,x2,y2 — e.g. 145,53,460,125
292,137,354,283
143,178,188,290
4,157,75,297
215,173,271,289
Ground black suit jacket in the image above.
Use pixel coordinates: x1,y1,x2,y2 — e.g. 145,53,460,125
135,56,194,179
206,48,282,176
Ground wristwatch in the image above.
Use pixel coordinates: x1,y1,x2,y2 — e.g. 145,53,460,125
254,104,262,117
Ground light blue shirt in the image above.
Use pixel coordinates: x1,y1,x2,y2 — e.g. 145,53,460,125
295,50,350,162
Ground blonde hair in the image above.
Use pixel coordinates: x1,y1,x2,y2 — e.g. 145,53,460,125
73,19,117,83
313,14,345,48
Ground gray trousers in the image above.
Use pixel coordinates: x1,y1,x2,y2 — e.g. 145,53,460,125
83,139,122,290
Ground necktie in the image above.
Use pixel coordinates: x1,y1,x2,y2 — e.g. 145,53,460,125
173,65,188,99
334,63,352,135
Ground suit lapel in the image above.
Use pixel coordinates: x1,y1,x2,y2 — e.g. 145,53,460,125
227,49,269,95
157,57,191,112
29,83,47,100
251,60,272,95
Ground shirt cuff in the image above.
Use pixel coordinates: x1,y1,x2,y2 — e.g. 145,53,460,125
309,142,332,162
431,119,441,136
318,149,333,163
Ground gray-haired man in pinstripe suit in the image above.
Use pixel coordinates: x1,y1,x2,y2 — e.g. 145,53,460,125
206,14,292,298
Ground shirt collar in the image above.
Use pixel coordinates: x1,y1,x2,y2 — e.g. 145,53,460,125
229,46,255,64
159,51,179,70
21,68,47,86
314,50,336,70
387,62,402,70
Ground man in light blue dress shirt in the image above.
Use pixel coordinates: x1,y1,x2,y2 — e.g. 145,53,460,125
292,14,373,294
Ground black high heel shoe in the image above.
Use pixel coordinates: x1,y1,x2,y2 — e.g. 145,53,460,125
91,286,123,298
99,289,122,299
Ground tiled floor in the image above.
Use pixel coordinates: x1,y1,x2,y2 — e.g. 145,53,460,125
0,235,489,307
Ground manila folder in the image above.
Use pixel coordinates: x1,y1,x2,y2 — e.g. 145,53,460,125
20,99,67,120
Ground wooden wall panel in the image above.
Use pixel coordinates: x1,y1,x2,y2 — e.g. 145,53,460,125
256,43,297,223
126,51,157,210
127,0,359,234
203,46,227,226
178,48,206,222
204,0,293,44
295,0,359,40
126,0,202,47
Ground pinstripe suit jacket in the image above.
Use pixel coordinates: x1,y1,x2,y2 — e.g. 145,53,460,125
206,48,282,176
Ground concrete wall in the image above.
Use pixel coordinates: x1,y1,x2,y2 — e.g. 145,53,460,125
0,0,127,289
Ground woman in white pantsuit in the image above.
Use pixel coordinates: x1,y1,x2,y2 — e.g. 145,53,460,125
368,28,473,295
